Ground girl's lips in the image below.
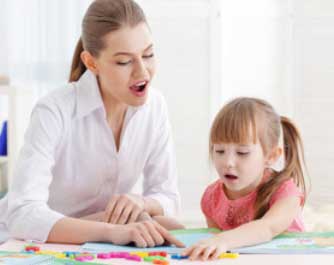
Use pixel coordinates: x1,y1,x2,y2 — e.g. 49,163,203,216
224,174,238,181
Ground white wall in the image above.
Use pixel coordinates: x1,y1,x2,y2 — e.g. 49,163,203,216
219,0,295,115
293,0,334,208
135,0,220,226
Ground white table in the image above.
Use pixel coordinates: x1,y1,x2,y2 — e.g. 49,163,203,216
1,239,334,264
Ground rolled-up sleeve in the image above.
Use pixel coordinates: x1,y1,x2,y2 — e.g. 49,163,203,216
142,97,180,217
6,102,65,242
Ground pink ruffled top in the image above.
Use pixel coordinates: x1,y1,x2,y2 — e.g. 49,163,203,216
201,178,305,232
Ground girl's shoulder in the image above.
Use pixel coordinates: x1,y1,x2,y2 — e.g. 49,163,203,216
270,178,304,206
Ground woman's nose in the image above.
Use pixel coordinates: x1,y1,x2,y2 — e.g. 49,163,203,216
132,59,149,80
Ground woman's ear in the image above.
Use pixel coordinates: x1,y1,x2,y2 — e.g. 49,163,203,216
265,146,283,168
80,51,98,75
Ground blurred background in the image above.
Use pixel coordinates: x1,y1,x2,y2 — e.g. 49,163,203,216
0,0,333,230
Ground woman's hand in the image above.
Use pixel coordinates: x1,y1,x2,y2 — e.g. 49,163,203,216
104,194,145,224
107,220,185,248
182,234,227,260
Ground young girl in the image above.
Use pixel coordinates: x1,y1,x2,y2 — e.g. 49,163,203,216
183,97,307,260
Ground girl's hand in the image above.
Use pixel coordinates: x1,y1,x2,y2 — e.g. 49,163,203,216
182,235,227,260
104,194,145,224
107,221,185,248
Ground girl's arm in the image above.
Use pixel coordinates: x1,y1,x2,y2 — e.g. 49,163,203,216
206,217,219,229
183,195,301,260
219,196,301,250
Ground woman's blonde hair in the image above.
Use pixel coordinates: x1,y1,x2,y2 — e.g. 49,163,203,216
69,0,147,82
209,97,307,219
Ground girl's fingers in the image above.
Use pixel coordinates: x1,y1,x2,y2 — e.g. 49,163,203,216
189,246,205,260
202,246,216,261
182,245,196,256
211,246,225,260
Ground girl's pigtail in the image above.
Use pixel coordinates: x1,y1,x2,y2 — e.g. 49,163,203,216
254,116,307,219
280,116,307,202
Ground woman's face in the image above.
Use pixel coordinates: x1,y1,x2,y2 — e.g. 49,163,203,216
89,22,156,107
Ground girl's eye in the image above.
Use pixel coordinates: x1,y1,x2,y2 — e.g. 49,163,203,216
143,53,154,59
215,150,224,154
237,152,249,156
116,61,132,66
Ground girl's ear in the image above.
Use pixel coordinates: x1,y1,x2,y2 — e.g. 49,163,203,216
80,51,98,75
265,146,283,168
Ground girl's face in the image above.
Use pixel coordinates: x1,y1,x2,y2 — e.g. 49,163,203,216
84,22,156,107
212,140,271,199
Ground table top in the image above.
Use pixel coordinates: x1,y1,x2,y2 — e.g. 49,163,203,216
1,239,334,264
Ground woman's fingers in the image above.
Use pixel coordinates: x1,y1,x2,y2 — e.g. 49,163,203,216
153,222,185,248
131,229,147,248
143,221,165,246
109,197,127,224
117,204,133,225
105,194,145,224
128,207,143,223
104,195,118,222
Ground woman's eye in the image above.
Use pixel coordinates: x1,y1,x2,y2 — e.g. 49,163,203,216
215,150,224,154
143,53,154,59
116,61,132,66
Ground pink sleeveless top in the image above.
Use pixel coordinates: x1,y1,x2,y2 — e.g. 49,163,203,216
201,179,305,232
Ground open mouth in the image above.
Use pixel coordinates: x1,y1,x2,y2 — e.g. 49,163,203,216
130,81,148,93
224,174,238,180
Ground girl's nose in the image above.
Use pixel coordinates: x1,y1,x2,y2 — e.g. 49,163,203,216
223,155,235,169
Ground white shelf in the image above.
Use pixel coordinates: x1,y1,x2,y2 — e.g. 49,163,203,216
0,156,8,164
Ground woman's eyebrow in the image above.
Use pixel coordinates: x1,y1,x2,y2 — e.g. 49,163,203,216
113,44,153,56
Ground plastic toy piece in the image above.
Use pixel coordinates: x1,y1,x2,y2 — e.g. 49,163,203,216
153,260,169,265
219,252,239,259
24,246,40,252
125,255,142,262
149,251,167,257
170,254,189,260
97,253,111,259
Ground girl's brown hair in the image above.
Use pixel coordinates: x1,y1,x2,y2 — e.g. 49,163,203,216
69,0,147,82
210,97,307,219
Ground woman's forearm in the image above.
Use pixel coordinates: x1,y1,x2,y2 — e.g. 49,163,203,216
144,197,164,216
81,211,105,222
47,216,110,244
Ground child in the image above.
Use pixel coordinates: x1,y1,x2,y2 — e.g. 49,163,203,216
183,97,307,260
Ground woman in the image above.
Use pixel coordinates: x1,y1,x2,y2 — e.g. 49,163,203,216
0,0,183,247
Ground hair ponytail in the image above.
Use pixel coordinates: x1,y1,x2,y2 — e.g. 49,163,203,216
69,38,86,82
254,116,307,219
280,116,307,198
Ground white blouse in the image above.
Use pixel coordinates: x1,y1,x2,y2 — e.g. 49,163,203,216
0,70,180,243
